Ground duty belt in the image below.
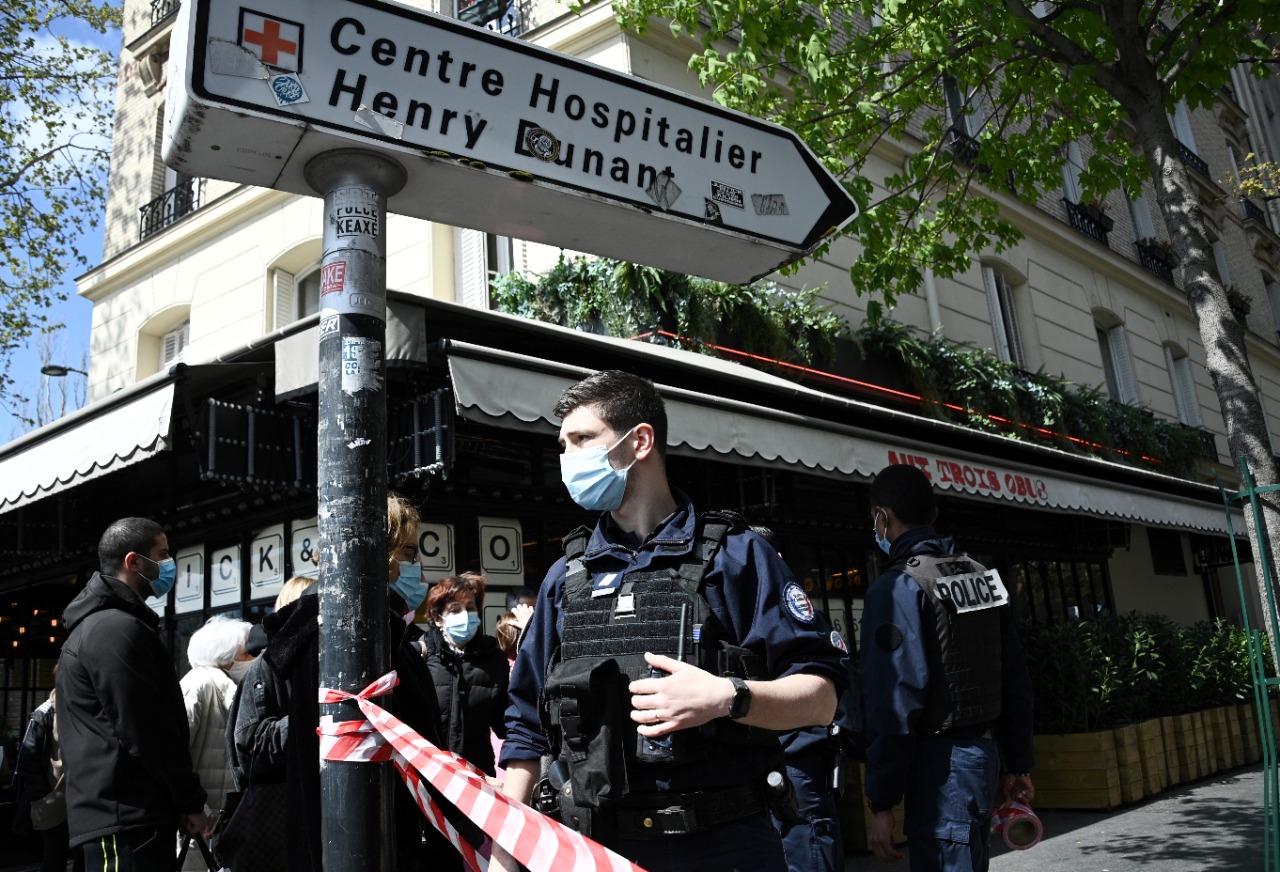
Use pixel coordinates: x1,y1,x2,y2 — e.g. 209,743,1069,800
612,783,766,839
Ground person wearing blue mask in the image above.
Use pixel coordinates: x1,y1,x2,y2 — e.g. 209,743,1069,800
57,518,212,872
862,465,1035,872
496,370,849,872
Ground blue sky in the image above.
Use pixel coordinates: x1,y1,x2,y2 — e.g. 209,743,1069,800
1,13,120,440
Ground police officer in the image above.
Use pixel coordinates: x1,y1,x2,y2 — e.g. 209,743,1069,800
861,465,1034,871
497,370,849,872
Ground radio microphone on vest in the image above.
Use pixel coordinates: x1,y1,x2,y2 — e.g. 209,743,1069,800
637,603,686,763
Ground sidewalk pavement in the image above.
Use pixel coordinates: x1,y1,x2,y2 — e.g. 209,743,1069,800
846,763,1266,871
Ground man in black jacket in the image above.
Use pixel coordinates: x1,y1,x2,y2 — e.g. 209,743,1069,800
57,517,210,871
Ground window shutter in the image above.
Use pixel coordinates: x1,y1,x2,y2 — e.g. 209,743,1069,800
966,87,987,137
1108,325,1139,405
456,228,489,310
1170,101,1196,150
982,266,1012,363
1128,193,1157,240
159,320,189,368
1062,142,1084,203
274,269,297,330
1164,347,1202,427
1212,240,1232,288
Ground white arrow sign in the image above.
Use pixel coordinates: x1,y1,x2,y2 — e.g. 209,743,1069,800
164,0,857,283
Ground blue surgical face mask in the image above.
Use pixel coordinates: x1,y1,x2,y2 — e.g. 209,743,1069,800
559,427,637,512
873,509,892,556
442,610,480,647
391,562,426,610
141,555,177,599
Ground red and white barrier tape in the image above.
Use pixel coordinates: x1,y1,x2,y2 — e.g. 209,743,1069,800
318,671,645,872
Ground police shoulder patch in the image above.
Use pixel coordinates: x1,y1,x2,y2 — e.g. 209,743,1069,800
782,581,816,623
830,630,848,652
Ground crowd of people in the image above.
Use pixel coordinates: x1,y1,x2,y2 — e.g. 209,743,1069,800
10,369,1034,872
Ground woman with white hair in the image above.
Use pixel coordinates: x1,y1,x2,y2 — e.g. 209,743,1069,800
179,614,252,870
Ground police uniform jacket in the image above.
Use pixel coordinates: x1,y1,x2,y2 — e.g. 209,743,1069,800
859,526,1034,813
501,492,850,794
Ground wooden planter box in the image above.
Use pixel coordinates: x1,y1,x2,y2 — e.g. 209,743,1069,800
1227,703,1247,768
1033,730,1122,810
1112,724,1146,804
1206,707,1232,772
1241,702,1263,764
1160,716,1187,784
1135,718,1167,794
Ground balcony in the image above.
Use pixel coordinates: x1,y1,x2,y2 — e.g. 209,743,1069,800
1135,240,1176,284
150,0,180,29
1176,140,1211,180
1243,196,1269,225
138,177,204,242
945,128,981,166
457,0,524,37
1064,199,1112,246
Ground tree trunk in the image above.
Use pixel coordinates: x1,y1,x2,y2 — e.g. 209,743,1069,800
1132,102,1280,669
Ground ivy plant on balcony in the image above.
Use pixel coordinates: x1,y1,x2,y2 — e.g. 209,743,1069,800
850,316,1206,478
490,254,843,367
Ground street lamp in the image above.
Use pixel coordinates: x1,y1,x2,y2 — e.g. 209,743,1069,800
40,364,88,378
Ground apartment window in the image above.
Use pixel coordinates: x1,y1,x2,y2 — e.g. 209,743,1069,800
160,321,190,368
981,265,1023,365
1163,345,1203,427
272,265,321,329
456,228,511,310
1097,321,1139,405
1147,529,1187,576
1127,192,1157,241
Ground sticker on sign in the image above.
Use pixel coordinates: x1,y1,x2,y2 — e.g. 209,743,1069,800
164,0,857,283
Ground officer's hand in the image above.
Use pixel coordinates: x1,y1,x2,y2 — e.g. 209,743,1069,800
629,652,730,736
869,809,903,863
182,810,213,838
1001,773,1035,805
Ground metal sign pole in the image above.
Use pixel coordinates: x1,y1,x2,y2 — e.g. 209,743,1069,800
305,148,407,872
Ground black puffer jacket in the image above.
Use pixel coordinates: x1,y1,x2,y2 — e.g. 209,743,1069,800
416,626,509,775
57,573,205,846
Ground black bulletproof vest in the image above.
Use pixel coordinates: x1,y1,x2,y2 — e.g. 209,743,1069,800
902,553,1006,733
540,511,773,808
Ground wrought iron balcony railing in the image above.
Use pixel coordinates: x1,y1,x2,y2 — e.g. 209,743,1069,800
1135,241,1176,284
1064,199,1111,246
150,0,180,29
138,177,204,242
1176,140,1211,180
1243,196,1269,224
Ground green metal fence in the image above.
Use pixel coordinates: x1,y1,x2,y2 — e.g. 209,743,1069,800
1218,459,1280,872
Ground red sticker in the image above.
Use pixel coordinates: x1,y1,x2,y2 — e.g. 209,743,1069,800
321,261,347,296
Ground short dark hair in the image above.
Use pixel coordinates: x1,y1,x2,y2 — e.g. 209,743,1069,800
869,465,936,526
554,370,668,458
504,587,536,611
99,518,165,576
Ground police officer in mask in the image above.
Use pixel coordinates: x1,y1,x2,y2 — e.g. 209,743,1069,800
861,465,1034,871
496,370,849,872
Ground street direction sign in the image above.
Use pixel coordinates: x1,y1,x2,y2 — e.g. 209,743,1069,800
164,0,858,283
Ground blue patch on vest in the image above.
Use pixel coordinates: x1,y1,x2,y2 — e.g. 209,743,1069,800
783,581,815,623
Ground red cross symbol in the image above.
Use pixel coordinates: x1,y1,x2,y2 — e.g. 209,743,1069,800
243,18,297,66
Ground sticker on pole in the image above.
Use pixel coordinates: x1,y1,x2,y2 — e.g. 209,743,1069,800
341,337,383,395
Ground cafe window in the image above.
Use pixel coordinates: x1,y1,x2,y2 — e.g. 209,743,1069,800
1007,558,1113,623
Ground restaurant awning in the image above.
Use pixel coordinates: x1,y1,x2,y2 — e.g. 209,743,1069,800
0,380,176,514
446,340,1241,537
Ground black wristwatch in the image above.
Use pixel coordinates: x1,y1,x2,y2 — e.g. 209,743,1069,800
727,676,752,720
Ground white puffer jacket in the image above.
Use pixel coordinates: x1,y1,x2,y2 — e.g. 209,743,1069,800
179,664,237,870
